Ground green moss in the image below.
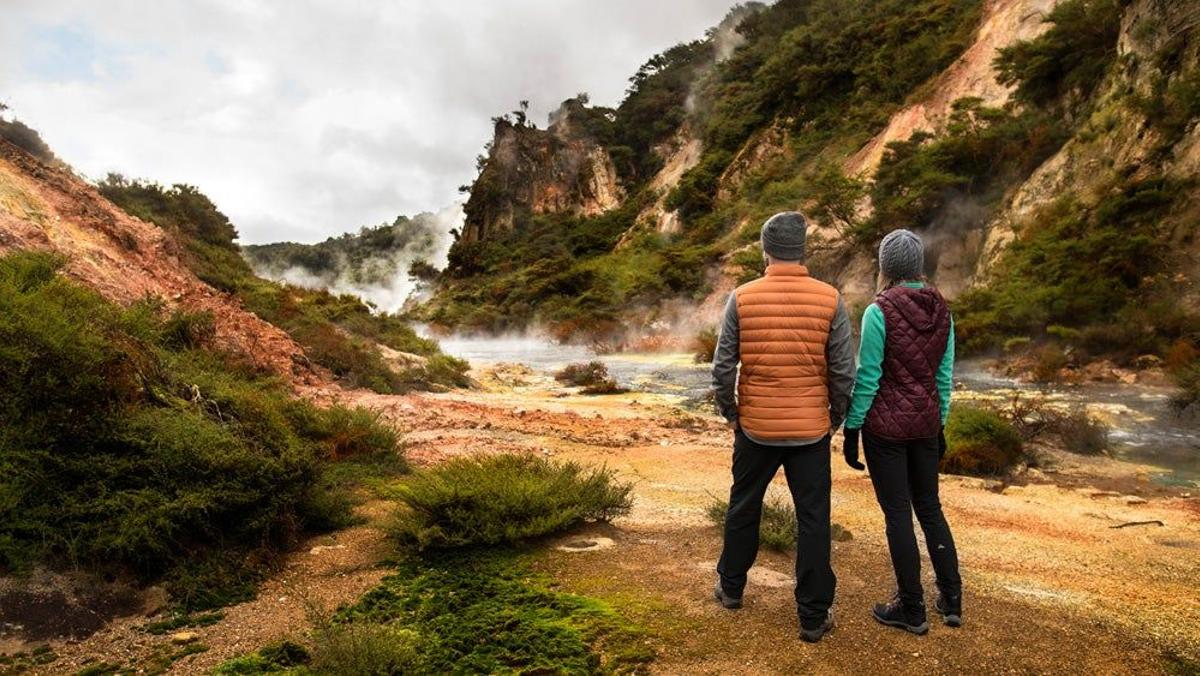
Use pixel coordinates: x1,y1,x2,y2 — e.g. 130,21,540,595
214,641,311,675
143,611,225,635
338,551,652,674
0,645,58,673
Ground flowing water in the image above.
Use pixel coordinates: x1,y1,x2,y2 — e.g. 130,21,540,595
435,335,1200,487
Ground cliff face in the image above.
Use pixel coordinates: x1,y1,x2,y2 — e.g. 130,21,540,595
459,99,624,244
976,0,1200,279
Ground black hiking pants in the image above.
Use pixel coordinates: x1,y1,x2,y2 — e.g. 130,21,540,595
863,431,962,607
717,430,835,626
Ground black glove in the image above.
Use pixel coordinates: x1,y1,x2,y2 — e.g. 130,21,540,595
938,426,947,460
842,427,864,470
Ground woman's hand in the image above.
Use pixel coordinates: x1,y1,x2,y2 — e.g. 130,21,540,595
842,427,864,470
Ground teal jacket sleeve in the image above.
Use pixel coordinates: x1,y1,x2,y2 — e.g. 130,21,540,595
938,316,955,423
844,303,885,429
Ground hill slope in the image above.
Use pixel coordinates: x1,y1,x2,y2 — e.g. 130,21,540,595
422,0,1200,398
0,140,316,384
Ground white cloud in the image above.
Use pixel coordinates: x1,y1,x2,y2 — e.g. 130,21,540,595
0,0,736,244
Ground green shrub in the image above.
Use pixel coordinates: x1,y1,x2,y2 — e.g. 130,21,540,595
994,0,1123,108
556,361,613,387
942,405,1024,476
390,454,632,550
863,99,1067,244
308,622,422,675
1003,336,1033,354
1054,409,1110,455
0,252,400,608
731,247,766,286
692,327,718,364
1170,360,1200,411
1031,343,1069,383
954,177,1180,354
705,497,852,551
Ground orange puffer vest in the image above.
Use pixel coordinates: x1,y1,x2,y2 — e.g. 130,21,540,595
735,263,839,441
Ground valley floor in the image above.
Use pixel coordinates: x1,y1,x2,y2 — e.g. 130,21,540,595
26,371,1200,674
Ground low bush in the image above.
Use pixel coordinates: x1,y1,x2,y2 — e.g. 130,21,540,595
1054,409,1110,455
705,497,851,551
942,405,1024,476
1170,360,1200,411
1031,343,1069,383
390,454,632,550
692,327,718,364
555,360,625,394
308,622,423,675
0,252,401,608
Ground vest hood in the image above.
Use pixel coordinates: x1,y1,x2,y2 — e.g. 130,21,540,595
886,285,948,334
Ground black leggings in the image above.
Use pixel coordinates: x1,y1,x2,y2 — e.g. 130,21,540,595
864,431,961,607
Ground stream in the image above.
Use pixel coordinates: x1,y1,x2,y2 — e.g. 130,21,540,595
435,335,1200,487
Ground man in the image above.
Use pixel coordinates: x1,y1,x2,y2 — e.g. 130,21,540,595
711,211,855,643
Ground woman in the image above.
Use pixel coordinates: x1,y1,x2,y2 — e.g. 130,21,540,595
841,228,962,634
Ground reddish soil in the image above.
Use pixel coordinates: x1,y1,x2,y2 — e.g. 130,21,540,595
0,140,321,386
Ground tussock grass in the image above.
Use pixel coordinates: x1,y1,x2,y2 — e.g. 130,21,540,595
706,497,852,550
390,454,632,550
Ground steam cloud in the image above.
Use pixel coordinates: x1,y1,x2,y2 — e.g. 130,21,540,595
246,202,463,313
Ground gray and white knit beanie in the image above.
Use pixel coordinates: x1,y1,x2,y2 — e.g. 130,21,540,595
878,229,925,281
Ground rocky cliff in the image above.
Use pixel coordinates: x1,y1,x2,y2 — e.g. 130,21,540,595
459,98,624,244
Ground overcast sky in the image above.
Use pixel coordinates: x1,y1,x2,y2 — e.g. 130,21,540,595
0,1,736,244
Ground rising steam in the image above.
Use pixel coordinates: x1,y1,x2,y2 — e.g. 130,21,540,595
244,202,463,313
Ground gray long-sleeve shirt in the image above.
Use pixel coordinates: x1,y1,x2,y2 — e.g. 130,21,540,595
710,292,856,446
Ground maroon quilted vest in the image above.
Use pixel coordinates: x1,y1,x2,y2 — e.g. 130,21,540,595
864,285,951,441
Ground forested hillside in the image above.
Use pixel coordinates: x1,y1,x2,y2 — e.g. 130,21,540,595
421,0,1200,404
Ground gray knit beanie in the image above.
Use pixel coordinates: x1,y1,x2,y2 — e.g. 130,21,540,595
878,229,925,281
760,212,807,261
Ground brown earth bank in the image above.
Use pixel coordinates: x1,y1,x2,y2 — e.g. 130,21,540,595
8,370,1200,674
0,139,321,386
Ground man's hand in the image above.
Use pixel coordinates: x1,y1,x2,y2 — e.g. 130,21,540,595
842,427,864,470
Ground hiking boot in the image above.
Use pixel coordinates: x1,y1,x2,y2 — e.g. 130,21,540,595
800,611,835,643
713,580,742,609
872,597,929,635
935,593,962,627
